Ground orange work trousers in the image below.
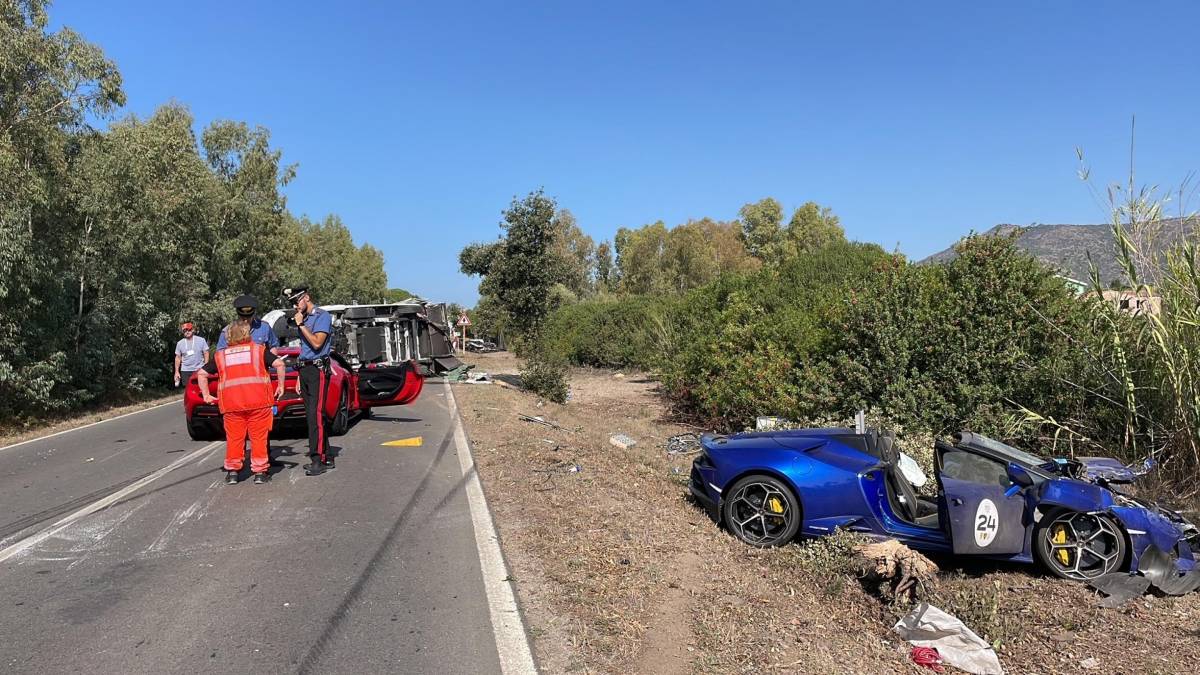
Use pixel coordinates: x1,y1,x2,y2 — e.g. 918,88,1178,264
222,406,273,474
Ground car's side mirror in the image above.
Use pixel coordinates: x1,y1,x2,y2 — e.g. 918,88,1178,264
1006,462,1034,489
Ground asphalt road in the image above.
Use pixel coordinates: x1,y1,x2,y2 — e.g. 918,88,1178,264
0,384,521,674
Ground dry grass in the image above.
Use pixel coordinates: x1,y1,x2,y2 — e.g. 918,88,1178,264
455,352,1200,674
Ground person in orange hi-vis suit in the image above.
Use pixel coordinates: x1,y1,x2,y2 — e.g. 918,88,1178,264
197,319,286,485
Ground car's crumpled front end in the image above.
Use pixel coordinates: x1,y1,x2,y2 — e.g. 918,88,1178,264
1044,454,1200,582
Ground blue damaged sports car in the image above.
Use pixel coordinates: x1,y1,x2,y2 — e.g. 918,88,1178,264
690,428,1200,583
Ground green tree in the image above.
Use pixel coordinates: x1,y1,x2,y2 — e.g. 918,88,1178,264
383,287,416,302
594,241,615,293
614,221,669,294
549,209,596,298
475,189,560,338
0,0,126,417
0,2,395,423
458,240,503,277
202,119,296,302
786,202,845,254
738,197,785,261
287,214,388,305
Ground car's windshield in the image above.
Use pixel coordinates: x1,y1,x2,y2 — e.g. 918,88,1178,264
964,434,1048,467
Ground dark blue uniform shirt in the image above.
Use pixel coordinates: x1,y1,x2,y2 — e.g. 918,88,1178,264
299,308,333,360
216,318,279,351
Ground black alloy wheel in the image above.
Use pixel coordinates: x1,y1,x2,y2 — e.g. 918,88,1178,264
1035,509,1127,580
721,475,802,547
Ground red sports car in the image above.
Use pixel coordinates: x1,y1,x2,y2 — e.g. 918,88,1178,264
184,347,423,440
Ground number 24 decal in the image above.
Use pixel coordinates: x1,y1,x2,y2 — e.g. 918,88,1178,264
977,514,997,531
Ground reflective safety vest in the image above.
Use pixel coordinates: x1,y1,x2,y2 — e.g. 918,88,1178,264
215,344,273,413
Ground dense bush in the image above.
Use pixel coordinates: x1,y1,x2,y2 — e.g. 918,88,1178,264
822,234,1088,436
542,295,678,370
520,347,570,404
659,240,892,426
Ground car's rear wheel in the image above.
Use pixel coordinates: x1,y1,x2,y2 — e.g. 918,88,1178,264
721,475,801,547
1035,509,1127,580
329,386,349,436
187,418,214,441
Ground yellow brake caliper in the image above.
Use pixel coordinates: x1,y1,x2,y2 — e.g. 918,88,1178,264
767,497,784,515
1051,524,1070,565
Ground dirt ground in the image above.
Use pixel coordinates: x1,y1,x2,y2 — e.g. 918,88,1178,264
454,352,1200,674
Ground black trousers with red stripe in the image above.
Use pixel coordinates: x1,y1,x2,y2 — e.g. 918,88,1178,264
299,363,330,461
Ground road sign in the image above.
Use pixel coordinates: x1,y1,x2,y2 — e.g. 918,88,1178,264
457,314,471,326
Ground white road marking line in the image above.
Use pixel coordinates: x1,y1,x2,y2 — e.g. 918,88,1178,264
0,440,222,564
0,399,181,453
445,382,538,675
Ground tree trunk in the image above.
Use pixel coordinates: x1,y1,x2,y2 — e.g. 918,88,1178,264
74,215,93,352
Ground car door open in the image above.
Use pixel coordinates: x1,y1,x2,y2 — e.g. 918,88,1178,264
357,360,423,407
937,447,1026,555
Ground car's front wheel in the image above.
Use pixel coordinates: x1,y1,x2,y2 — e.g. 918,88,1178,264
1034,509,1127,580
721,475,802,547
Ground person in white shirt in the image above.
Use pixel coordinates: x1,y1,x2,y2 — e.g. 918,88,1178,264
174,322,210,387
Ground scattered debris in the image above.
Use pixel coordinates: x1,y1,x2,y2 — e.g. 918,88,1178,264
1088,573,1151,608
854,539,938,603
1088,543,1200,606
443,363,476,382
1137,544,1200,595
613,373,625,379
84,457,95,462
1079,656,1100,670
609,433,637,450
518,413,573,432
755,416,787,430
530,460,583,491
894,603,1003,675
462,371,492,384
910,646,944,672
381,436,423,447
665,433,701,456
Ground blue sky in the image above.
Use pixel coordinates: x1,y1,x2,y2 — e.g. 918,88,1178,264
54,1,1200,304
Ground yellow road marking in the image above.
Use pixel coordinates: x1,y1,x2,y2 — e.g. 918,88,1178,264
381,436,423,447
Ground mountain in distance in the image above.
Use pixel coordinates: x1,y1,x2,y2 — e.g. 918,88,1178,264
920,219,1199,286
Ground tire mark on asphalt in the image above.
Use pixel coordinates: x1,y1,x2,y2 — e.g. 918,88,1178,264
0,474,151,542
295,426,456,675
0,441,221,564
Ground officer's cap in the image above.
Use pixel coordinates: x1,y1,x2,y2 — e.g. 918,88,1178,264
283,285,310,304
233,294,258,317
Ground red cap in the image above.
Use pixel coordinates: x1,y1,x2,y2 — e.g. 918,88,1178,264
181,322,194,330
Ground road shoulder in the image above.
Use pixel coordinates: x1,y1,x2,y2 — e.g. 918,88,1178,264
0,393,181,450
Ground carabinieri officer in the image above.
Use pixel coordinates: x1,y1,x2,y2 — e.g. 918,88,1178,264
216,294,280,354
285,285,335,476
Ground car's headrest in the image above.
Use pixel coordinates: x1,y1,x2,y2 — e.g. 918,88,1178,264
879,429,898,463
866,429,880,457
